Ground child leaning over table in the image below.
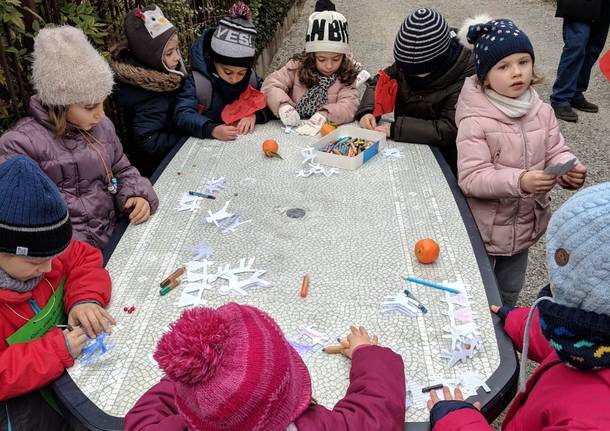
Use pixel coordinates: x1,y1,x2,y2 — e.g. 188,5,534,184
173,2,273,141
261,0,360,127
0,156,115,430
427,182,610,430
0,25,159,250
125,303,406,431
455,17,587,306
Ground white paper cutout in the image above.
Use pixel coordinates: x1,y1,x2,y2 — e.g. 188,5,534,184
383,148,404,160
205,177,225,195
300,325,330,345
300,146,317,165
406,381,428,410
192,243,212,261
175,193,203,212
296,162,338,178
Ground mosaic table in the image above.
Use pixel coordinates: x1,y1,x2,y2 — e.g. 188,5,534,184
53,122,517,430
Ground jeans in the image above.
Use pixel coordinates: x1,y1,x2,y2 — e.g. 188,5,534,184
489,250,529,307
550,17,610,106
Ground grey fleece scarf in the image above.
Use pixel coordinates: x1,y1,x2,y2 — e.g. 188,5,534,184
0,268,43,293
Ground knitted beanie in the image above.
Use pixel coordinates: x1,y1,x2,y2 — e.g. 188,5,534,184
464,18,535,81
154,303,312,431
305,0,350,55
393,8,452,75
124,5,178,72
0,156,72,258
32,26,114,106
210,2,257,68
538,182,610,369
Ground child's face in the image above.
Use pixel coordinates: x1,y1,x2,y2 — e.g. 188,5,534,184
163,34,181,71
485,52,533,98
314,52,343,76
66,100,106,131
214,63,248,84
0,253,53,282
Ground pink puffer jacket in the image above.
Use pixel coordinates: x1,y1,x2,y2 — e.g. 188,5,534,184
261,59,359,125
456,76,577,256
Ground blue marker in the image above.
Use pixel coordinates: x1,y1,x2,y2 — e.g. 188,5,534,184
405,276,460,294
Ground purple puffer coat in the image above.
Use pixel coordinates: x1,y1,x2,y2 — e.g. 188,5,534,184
0,96,159,249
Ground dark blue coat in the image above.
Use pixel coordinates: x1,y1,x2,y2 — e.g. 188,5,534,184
173,29,273,139
110,44,187,177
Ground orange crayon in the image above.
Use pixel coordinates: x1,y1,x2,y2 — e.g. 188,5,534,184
300,274,309,298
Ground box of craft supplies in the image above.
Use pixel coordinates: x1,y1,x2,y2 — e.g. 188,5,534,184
314,125,387,170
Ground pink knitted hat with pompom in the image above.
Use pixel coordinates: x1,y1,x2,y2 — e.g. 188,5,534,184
154,303,312,431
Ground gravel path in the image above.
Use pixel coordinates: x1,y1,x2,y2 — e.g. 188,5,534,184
269,0,609,426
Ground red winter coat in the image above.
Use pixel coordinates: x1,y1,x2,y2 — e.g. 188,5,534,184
433,307,610,430
0,240,111,401
125,345,406,431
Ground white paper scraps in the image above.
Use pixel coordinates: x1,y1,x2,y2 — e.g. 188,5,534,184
295,112,326,136
383,148,404,160
406,381,429,410
382,292,423,317
300,325,330,346
205,177,225,195
544,158,577,176
175,193,203,212
192,243,212,261
296,162,338,178
204,201,251,234
300,146,317,165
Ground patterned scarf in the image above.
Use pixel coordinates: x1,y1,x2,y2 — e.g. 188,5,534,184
0,268,42,293
295,74,337,118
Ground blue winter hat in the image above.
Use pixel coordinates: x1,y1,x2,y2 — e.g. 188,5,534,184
467,18,535,81
0,156,72,258
546,182,610,315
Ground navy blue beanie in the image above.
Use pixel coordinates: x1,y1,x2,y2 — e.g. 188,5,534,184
0,156,72,258
467,19,535,81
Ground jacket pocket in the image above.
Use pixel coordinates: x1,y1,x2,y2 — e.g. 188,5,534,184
472,200,499,244
532,195,551,239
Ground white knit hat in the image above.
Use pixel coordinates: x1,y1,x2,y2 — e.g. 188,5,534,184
305,3,349,55
32,26,114,106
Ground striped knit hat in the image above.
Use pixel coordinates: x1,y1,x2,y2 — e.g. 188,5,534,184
210,2,257,68
0,156,72,258
394,8,452,75
154,303,312,431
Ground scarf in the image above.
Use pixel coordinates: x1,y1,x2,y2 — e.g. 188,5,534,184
485,87,535,118
295,74,337,118
0,268,43,293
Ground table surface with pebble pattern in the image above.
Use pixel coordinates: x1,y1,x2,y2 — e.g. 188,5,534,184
63,122,514,427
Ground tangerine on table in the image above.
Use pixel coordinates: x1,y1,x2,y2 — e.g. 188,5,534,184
262,139,281,158
414,238,440,264
320,123,337,137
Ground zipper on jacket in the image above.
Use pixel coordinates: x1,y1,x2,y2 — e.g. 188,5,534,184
28,298,41,315
5,402,11,431
512,122,529,254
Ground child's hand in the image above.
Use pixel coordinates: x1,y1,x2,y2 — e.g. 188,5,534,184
323,325,379,359
212,124,239,141
557,163,587,190
278,104,301,126
375,123,391,137
359,113,377,130
427,386,481,411
68,303,116,337
125,197,150,224
236,114,256,135
519,170,556,194
63,326,87,359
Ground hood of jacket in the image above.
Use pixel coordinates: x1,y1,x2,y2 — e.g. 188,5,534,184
456,76,544,125
110,42,184,94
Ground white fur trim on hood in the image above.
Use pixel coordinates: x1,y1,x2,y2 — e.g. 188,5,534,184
457,14,493,48
32,25,114,107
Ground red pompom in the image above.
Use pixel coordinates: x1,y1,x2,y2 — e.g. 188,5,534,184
229,1,252,21
154,307,228,385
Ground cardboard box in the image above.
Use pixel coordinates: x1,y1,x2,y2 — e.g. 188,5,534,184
314,125,387,170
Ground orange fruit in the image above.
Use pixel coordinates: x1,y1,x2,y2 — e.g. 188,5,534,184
262,139,281,158
320,123,337,137
414,238,440,264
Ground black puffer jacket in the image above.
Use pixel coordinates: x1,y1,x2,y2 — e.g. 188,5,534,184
356,45,475,175
555,0,609,22
110,43,187,178
1,392,72,431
